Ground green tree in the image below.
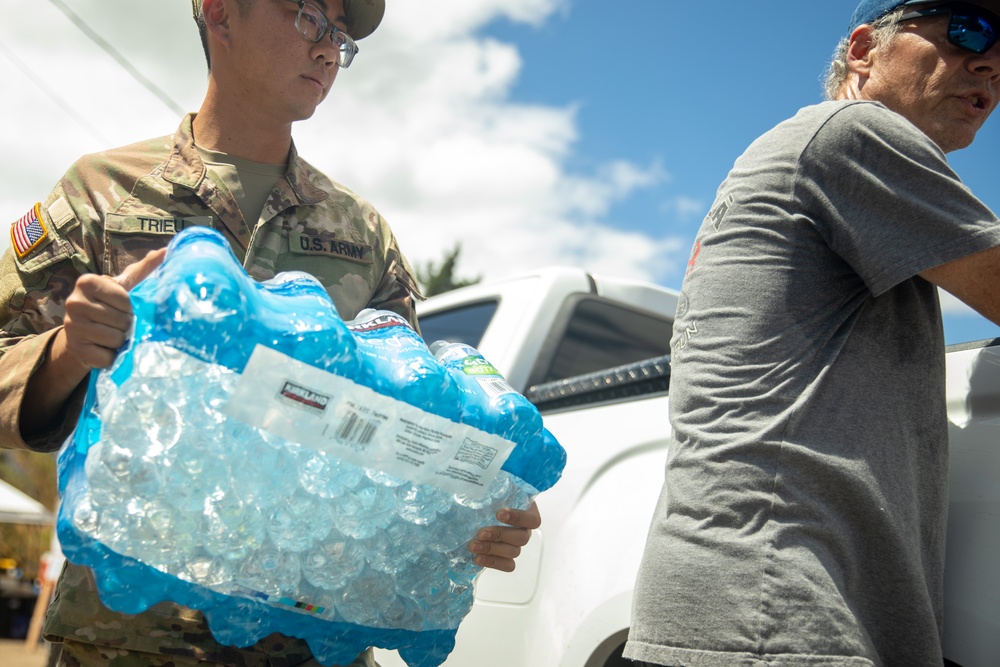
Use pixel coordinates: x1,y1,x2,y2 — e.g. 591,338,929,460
416,243,481,297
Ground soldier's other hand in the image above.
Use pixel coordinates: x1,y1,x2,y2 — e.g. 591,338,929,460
468,501,541,572
62,249,166,370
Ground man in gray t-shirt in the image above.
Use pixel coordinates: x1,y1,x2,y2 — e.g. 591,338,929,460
625,2,1000,666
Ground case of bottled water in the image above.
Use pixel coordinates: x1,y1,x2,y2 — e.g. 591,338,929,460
56,227,566,667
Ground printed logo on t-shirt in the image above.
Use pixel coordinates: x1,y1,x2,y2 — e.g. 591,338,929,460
708,193,736,231
672,320,699,355
685,242,702,278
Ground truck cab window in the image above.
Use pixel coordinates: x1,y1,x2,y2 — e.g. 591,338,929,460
540,298,672,383
417,300,499,348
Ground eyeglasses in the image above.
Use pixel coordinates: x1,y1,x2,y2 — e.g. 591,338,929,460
896,2,999,54
286,0,359,68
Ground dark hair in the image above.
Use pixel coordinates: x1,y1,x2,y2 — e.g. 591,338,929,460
194,0,257,70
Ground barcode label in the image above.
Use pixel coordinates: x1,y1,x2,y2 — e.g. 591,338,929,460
329,411,380,449
229,346,518,498
477,377,515,399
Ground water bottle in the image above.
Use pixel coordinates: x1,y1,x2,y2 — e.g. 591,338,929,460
348,310,463,422
430,341,541,439
432,341,565,491
302,529,367,590
254,271,359,376
131,227,255,371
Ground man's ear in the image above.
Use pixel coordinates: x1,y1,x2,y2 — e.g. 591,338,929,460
202,0,233,46
847,25,877,80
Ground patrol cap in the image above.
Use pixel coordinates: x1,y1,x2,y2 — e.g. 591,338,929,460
343,0,386,40
848,0,939,33
191,0,386,41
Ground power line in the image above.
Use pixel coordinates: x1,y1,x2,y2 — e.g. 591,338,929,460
0,37,110,145
45,0,185,116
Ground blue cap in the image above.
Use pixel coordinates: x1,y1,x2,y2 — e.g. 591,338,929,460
848,0,939,33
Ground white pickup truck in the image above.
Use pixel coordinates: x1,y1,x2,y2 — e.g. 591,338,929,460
374,266,1000,667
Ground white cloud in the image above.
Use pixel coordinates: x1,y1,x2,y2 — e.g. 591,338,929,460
939,289,981,317
0,0,684,286
661,196,706,224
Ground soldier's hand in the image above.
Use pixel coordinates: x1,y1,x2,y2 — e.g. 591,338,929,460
62,249,166,370
468,501,542,572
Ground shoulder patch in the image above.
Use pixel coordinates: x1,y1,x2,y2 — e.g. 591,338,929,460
10,203,50,259
47,196,77,230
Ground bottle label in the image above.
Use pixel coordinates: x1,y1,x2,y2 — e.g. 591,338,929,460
225,345,517,498
475,376,517,399
452,356,514,398
459,356,501,376
346,310,413,333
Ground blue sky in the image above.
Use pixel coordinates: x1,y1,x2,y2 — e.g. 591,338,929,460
0,0,997,345
483,0,1000,344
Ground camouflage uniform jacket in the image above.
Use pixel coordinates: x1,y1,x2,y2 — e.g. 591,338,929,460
0,114,420,665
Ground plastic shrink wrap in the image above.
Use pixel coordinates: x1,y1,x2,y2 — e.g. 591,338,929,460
56,227,566,667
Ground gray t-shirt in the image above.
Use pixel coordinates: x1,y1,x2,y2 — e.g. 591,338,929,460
625,101,1000,667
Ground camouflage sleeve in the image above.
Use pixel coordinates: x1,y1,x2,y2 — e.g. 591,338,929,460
367,225,424,332
0,249,84,452
0,324,87,453
0,178,103,452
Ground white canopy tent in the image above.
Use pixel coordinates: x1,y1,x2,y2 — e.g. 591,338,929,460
0,478,58,649
0,479,52,525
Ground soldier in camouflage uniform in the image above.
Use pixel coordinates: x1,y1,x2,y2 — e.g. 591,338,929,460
0,1,542,665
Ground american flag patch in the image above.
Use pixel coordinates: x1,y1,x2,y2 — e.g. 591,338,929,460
10,203,49,259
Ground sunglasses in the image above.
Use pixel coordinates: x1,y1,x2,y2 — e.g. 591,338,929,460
896,3,999,54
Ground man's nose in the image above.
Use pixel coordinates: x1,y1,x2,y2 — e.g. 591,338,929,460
969,42,1000,79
